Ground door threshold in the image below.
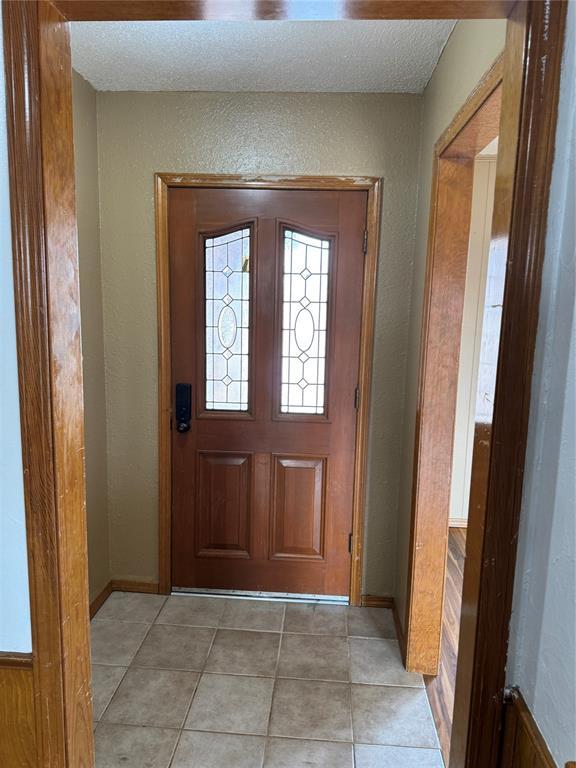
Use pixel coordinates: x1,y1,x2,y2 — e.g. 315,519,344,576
171,587,349,605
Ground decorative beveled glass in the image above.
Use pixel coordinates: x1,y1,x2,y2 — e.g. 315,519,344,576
205,228,250,410
280,229,330,414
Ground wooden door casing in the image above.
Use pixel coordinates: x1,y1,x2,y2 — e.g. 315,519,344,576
405,60,503,677
53,1,516,22
169,187,368,597
2,1,94,765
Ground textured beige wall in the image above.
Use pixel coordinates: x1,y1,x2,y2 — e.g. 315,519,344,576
72,71,110,600
394,20,508,628
96,91,422,593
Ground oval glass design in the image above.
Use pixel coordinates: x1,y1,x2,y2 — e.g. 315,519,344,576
280,229,331,415
218,306,237,349
205,228,250,411
294,308,315,352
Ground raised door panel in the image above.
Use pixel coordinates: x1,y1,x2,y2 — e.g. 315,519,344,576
196,452,252,558
271,456,326,560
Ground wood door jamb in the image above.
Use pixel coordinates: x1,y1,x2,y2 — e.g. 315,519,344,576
155,173,382,605
405,55,504,676
52,1,514,21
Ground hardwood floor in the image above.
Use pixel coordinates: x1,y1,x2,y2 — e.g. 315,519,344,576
425,526,467,765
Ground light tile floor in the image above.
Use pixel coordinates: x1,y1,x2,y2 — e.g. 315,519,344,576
91,592,443,767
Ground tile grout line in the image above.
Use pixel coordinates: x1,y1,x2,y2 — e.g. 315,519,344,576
92,665,131,728
94,593,168,725
261,601,287,768
94,597,437,764
265,605,357,758
348,599,358,763
166,610,221,768
347,623,358,767
98,663,424,687
355,739,444,752
94,593,201,768
97,719,443,750
94,620,399,640
347,626,356,767
163,596,284,767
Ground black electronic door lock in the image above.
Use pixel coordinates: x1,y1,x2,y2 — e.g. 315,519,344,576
175,383,192,433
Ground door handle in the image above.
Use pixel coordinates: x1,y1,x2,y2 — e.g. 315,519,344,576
175,383,192,433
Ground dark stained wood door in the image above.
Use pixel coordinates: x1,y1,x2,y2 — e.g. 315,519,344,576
169,187,367,596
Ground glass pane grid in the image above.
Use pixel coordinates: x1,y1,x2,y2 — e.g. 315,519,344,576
205,229,250,411
280,229,330,415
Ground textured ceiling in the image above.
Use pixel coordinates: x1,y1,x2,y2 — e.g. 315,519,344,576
70,20,456,93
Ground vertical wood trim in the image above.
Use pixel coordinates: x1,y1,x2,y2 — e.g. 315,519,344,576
406,157,475,676
449,158,496,529
3,1,94,765
461,3,568,767
404,56,504,676
350,179,382,606
450,5,528,764
405,91,501,678
38,4,93,762
155,174,172,594
154,173,381,606
3,2,66,763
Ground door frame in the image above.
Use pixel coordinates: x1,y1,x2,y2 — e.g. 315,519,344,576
1,1,567,767
155,173,382,602
404,4,568,768
405,56,503,676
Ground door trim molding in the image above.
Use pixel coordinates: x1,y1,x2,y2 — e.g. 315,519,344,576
453,4,568,766
52,0,514,21
154,173,382,604
0,652,34,671
405,55,503,676
2,1,93,765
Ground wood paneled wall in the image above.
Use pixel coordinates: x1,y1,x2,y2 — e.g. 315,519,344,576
500,689,562,768
0,659,36,768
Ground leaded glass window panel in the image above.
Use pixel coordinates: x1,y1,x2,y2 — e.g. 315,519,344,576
205,228,250,410
280,229,330,414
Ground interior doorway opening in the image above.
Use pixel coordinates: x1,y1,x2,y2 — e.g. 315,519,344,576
427,135,500,762
69,18,503,767
404,61,504,764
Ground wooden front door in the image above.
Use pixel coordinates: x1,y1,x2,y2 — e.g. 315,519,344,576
169,187,367,597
